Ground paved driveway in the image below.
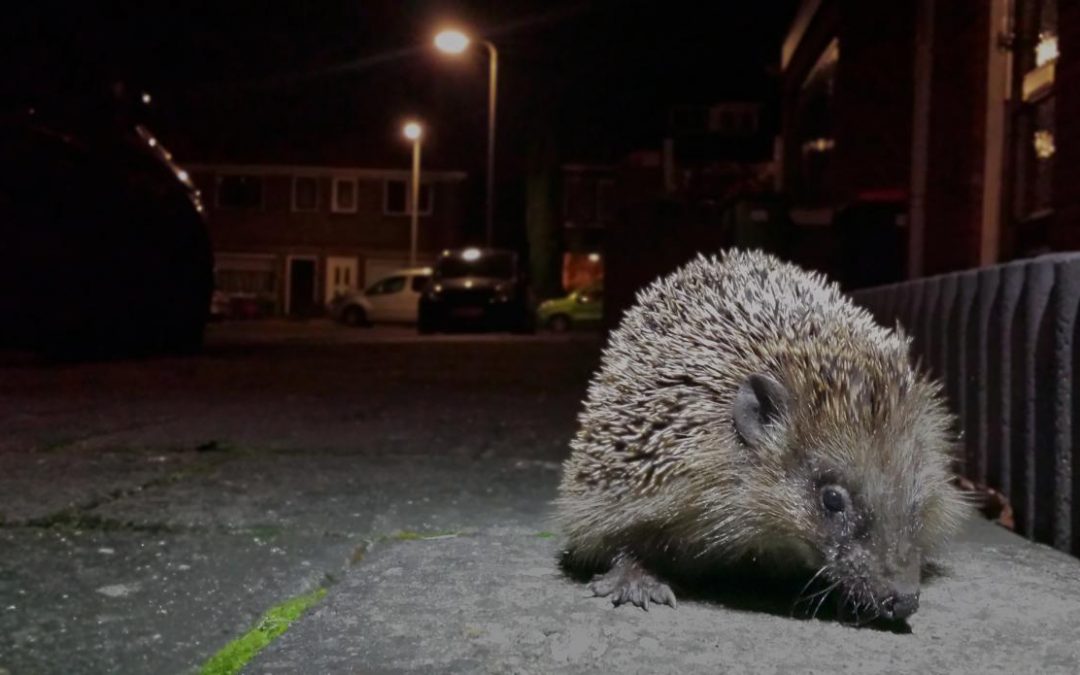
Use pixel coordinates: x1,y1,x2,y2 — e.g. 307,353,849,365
1,321,1078,674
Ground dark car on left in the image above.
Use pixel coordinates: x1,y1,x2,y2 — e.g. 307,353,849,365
0,92,213,357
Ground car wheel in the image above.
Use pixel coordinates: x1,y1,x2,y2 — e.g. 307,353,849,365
547,314,571,333
342,306,367,327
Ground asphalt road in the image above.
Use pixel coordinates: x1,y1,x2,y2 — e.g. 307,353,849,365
2,321,1079,674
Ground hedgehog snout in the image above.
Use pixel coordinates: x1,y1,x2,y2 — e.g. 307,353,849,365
879,589,920,620
873,556,922,620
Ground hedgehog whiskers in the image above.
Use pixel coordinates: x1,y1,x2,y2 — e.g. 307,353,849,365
810,582,839,620
790,563,835,617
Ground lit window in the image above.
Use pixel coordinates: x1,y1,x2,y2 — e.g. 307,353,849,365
802,138,835,153
1035,32,1058,68
1033,129,1055,160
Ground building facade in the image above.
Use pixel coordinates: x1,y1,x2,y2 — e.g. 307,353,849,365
189,163,467,317
560,164,614,292
591,102,779,329
780,0,1079,284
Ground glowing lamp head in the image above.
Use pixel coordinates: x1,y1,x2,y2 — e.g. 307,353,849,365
403,121,423,141
462,247,482,262
434,29,471,55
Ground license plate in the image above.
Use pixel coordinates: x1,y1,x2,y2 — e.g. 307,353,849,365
451,307,484,318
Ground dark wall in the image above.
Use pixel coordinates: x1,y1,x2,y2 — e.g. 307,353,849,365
922,1,990,275
833,0,916,203
780,0,916,281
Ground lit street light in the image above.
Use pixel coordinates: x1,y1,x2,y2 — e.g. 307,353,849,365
402,120,424,267
434,27,498,248
433,29,470,54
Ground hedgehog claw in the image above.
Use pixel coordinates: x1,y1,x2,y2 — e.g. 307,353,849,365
587,556,676,610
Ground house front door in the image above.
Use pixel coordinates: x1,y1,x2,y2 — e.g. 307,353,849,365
325,256,358,304
287,257,317,317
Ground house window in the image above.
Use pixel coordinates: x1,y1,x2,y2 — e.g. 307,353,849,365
384,179,433,216
1011,0,1058,228
793,38,839,206
292,176,319,212
332,177,358,214
216,175,263,209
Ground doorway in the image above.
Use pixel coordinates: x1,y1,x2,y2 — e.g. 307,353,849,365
287,256,318,317
325,256,359,304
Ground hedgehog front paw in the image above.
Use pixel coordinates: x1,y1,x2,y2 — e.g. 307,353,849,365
587,555,677,610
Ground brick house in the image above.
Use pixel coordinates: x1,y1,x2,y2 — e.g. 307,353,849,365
560,164,614,292
188,163,467,317
780,0,1079,283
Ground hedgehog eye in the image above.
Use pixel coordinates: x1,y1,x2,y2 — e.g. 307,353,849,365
820,485,848,514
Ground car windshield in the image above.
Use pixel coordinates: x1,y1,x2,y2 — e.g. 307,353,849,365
436,252,514,279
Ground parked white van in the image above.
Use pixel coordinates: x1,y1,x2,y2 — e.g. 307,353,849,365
328,267,431,326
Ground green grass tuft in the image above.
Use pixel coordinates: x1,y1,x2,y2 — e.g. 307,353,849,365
534,531,557,539
198,587,327,675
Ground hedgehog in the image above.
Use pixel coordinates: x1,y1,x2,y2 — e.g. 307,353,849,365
556,249,970,622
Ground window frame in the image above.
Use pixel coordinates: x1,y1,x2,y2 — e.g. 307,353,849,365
1008,0,1058,228
331,177,359,214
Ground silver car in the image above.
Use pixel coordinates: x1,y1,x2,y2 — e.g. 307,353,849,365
329,267,432,326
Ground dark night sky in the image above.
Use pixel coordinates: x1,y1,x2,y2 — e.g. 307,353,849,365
5,1,794,185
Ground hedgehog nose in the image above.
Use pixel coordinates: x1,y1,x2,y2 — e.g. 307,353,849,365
880,591,919,620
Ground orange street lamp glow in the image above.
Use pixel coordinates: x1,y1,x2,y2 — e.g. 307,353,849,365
403,121,423,141
434,29,471,54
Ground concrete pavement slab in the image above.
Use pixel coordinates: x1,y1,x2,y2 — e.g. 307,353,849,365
250,518,1080,675
0,527,347,675
0,449,204,525
91,453,561,536
0,452,563,675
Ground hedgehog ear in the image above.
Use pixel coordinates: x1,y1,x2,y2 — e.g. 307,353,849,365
733,373,790,448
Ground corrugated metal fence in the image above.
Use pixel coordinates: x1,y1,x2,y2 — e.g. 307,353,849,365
851,253,1080,557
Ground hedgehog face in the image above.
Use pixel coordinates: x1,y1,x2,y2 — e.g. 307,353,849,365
808,475,923,623
732,370,932,623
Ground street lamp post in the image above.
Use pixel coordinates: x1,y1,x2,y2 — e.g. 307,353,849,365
434,29,498,248
403,120,423,268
